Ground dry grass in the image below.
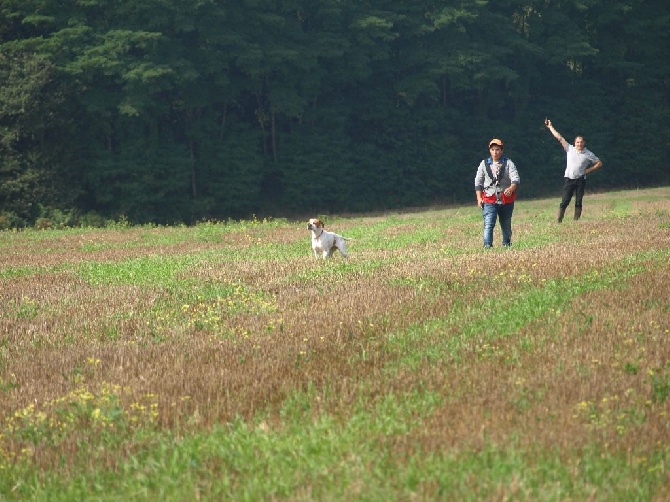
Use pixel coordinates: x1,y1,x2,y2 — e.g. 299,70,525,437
0,188,668,497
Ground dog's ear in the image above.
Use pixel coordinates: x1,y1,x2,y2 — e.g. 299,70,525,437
314,218,324,228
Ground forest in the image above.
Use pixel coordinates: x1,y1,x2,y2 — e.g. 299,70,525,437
0,0,668,227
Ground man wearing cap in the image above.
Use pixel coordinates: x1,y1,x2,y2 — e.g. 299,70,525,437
474,138,520,248
545,118,602,222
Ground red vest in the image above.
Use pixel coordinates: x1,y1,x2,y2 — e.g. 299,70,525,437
483,159,517,204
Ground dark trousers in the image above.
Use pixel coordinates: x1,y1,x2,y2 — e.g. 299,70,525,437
560,176,586,209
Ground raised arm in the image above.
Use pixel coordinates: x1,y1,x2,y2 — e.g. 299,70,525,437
545,118,569,150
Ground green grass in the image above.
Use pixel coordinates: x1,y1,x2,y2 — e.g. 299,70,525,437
0,188,669,500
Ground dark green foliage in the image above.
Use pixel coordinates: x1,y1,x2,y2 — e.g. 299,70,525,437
0,0,668,226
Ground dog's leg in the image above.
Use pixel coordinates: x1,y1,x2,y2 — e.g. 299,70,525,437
335,237,348,258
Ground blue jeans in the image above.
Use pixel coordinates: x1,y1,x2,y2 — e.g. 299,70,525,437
482,202,514,247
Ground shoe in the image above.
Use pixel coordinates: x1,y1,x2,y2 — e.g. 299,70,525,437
557,207,566,223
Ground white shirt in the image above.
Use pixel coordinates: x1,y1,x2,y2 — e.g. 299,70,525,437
564,144,600,179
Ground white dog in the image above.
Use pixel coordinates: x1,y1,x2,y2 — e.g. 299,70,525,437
307,218,350,259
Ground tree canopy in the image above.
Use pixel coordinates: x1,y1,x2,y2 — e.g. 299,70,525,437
1,0,668,226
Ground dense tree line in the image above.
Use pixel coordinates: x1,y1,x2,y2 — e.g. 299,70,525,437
0,0,668,227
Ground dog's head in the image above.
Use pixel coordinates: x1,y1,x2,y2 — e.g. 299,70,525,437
307,218,324,231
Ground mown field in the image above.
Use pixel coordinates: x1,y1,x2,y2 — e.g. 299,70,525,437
0,187,669,500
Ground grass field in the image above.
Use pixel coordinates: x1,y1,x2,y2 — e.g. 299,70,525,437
0,187,669,500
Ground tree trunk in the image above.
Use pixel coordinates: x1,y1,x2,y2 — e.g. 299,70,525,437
190,140,197,197
271,106,277,163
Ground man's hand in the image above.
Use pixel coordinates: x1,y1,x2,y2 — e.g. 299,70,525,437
545,118,567,147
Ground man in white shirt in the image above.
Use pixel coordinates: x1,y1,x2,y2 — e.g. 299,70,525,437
545,119,603,222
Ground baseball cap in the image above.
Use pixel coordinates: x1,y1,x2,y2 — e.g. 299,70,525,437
489,138,504,148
